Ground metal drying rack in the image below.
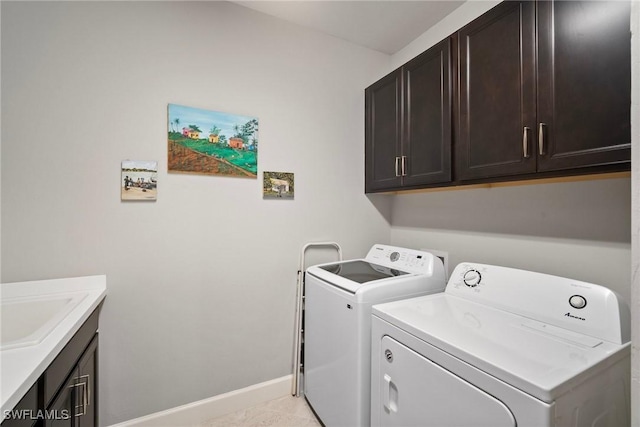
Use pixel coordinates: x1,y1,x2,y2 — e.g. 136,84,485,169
291,242,342,397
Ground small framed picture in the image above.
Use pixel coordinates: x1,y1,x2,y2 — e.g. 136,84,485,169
121,160,158,201
263,172,294,199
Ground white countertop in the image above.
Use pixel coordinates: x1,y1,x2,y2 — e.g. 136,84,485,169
0,275,106,420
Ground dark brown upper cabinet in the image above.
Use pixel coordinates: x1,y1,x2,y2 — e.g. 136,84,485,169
365,69,402,191
457,1,536,181
457,0,631,182
366,38,452,192
536,0,631,172
365,0,631,193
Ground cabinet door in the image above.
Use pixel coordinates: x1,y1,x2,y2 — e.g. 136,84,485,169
1,383,39,427
537,0,631,172
457,1,536,181
365,69,402,192
402,37,452,187
45,374,75,427
44,336,98,427
75,336,97,427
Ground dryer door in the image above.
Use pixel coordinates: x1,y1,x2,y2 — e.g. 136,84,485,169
376,336,516,427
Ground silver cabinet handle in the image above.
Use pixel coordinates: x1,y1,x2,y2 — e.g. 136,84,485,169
70,381,86,416
401,156,407,177
523,127,531,158
70,375,90,417
79,374,90,409
395,157,401,177
539,123,546,155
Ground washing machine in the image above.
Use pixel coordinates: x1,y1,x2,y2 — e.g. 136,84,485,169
371,262,631,427
304,244,446,427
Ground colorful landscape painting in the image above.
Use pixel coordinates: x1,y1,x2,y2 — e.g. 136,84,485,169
168,104,258,178
122,160,157,201
263,172,294,199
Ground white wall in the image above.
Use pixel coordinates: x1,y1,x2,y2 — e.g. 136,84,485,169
630,2,639,424
390,178,631,301
0,0,3,281
391,0,500,69
0,2,392,424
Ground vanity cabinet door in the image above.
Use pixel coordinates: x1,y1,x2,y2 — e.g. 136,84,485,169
44,335,98,427
44,376,74,427
0,383,39,427
536,0,631,172
75,337,97,427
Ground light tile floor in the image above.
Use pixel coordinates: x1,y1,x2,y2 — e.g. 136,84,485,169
201,395,322,427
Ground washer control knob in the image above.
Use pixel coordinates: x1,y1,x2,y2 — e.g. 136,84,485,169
390,252,400,262
463,270,481,287
569,295,587,309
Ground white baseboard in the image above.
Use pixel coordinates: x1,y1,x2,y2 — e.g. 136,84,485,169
106,375,293,427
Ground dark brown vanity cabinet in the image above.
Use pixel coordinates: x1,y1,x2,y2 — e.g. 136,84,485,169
44,310,99,427
0,384,39,427
45,336,98,427
457,0,631,181
1,310,99,427
365,38,453,192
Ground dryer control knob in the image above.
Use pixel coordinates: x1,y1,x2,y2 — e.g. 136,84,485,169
569,295,587,309
463,270,481,287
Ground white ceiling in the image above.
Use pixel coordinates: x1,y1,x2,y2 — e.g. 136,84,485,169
232,1,465,55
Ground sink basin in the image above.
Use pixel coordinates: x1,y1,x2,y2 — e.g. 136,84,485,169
1,293,87,350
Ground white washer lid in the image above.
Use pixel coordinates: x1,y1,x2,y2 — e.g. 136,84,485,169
306,245,443,294
306,260,412,293
372,293,630,403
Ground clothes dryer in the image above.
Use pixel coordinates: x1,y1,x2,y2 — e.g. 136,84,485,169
304,244,445,427
371,263,631,427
